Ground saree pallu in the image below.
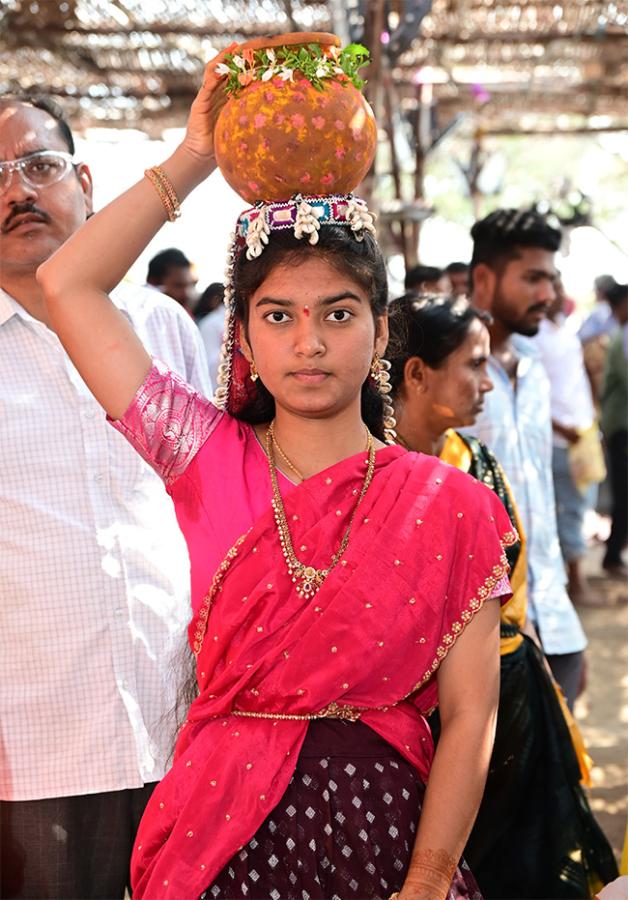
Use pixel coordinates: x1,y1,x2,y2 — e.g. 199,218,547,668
439,431,619,898
440,430,527,655
131,450,515,899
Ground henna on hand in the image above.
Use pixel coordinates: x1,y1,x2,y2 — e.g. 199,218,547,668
399,848,458,900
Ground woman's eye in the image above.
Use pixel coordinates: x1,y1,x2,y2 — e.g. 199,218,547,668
326,309,352,322
265,311,291,324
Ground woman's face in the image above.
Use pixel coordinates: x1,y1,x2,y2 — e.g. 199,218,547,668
241,255,388,421
421,319,493,430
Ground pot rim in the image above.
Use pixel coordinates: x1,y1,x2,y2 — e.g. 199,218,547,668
237,31,342,53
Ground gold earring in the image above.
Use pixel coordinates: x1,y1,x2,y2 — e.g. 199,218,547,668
249,360,259,382
370,354,397,445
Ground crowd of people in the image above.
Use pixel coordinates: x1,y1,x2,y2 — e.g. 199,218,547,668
1,38,626,900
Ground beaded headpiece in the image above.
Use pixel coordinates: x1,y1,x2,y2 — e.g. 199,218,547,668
213,192,377,414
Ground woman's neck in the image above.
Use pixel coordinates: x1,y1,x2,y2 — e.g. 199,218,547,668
394,397,444,457
256,404,376,480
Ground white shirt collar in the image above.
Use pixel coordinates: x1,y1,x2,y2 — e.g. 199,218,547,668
0,288,25,327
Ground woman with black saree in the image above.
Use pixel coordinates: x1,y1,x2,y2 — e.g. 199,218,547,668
387,292,618,899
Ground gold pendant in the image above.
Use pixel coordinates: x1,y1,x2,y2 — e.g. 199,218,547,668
296,565,322,598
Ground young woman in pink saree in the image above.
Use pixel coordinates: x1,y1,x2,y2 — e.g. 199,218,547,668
38,47,514,900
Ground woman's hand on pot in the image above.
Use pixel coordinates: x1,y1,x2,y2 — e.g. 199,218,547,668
181,42,239,169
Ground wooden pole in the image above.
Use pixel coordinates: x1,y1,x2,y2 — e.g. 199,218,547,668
360,0,386,207
381,64,410,264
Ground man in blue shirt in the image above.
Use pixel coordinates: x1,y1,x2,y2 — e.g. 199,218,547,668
466,208,587,709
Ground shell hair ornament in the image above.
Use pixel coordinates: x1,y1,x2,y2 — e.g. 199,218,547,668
370,353,397,444
212,192,378,416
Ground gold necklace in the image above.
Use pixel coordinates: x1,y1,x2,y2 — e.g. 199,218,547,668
267,423,305,482
266,424,376,599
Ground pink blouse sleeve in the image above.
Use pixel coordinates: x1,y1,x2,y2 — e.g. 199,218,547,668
489,572,512,604
109,358,221,486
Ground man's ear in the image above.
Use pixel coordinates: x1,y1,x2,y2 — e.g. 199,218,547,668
471,263,495,311
76,162,93,217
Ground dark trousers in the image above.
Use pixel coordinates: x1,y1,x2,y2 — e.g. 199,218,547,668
546,650,584,712
604,429,628,567
0,784,155,900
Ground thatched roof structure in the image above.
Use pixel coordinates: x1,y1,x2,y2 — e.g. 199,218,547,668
0,1,334,133
1,1,627,137
398,0,628,136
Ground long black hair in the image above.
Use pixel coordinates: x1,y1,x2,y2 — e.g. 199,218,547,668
386,293,491,397
230,226,389,441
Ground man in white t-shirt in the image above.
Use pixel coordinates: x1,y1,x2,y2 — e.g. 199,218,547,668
0,95,210,898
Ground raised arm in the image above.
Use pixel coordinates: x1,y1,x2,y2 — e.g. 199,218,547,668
37,44,236,420
400,598,501,899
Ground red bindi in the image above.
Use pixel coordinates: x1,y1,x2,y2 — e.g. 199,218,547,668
303,305,310,317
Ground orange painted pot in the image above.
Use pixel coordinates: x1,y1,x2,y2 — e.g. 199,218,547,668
214,34,377,204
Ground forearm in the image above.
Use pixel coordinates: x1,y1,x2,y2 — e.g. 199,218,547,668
35,49,232,420
400,710,496,899
40,145,213,297
552,420,579,443
36,147,216,418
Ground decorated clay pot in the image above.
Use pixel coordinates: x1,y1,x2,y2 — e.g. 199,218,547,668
213,32,377,204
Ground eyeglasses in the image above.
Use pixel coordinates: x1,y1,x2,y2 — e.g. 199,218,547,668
0,150,75,193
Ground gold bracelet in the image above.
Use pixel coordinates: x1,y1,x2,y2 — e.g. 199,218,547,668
144,166,181,222
151,165,181,217
144,167,176,221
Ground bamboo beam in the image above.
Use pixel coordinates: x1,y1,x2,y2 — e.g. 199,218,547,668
403,29,628,47
5,21,327,37
482,124,628,135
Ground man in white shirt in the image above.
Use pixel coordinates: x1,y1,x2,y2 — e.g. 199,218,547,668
467,208,587,710
0,96,210,898
579,274,619,344
534,281,599,605
199,300,227,387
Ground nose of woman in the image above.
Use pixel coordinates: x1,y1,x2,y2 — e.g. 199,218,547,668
293,311,325,356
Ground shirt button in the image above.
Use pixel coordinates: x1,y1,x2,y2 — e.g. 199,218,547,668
120,679,128,690
83,408,95,419
93,473,103,483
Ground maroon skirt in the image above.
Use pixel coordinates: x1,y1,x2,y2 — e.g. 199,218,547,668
201,719,480,900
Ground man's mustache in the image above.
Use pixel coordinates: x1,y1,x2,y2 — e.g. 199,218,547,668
2,203,51,234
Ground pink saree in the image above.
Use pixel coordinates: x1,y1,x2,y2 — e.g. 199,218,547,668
112,362,515,899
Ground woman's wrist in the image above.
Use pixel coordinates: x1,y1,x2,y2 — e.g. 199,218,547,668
157,145,217,203
395,848,457,900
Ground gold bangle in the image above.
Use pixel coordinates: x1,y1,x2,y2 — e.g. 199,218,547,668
151,165,181,217
144,166,181,222
144,167,176,221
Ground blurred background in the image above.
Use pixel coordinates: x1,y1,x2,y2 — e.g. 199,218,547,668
1,0,626,304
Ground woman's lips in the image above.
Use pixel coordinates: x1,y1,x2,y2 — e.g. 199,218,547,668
290,369,329,384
